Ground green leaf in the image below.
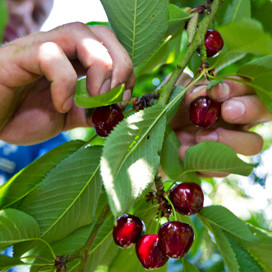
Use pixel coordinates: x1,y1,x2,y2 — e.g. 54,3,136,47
101,104,166,217
215,0,251,25
0,140,85,209
100,0,168,66
206,78,224,90
200,220,240,272
240,225,272,272
236,56,272,114
0,209,40,250
199,205,256,242
167,4,192,35
135,30,182,76
160,126,184,180
237,56,272,79
0,255,24,272
183,141,254,176
18,146,103,242
214,18,272,71
226,234,264,272
86,21,110,27
252,0,272,34
75,79,125,108
182,258,200,272
0,0,8,42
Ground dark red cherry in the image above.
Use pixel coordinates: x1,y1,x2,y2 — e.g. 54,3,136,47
189,96,221,129
136,234,169,270
158,221,194,258
91,105,124,137
113,214,145,248
204,29,224,57
169,182,204,215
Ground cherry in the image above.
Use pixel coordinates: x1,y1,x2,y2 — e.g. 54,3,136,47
189,96,221,129
136,234,169,269
158,221,194,258
113,214,145,248
91,104,124,137
169,182,204,216
204,29,224,57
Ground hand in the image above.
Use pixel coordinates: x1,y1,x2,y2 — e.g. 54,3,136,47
0,23,135,145
171,74,271,177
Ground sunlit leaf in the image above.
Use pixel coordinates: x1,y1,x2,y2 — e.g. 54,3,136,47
101,105,166,217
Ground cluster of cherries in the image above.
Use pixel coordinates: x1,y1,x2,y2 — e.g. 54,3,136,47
112,182,204,270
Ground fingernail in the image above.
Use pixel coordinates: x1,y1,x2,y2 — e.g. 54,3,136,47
192,85,206,95
197,131,218,142
224,100,246,121
62,96,74,112
211,83,230,101
99,78,111,94
122,89,131,101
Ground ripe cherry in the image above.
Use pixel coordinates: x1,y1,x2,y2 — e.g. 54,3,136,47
136,234,169,269
158,221,194,258
169,182,204,216
189,96,221,129
113,214,145,248
204,29,224,57
91,104,124,137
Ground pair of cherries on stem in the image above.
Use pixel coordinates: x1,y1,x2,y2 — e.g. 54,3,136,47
113,182,204,270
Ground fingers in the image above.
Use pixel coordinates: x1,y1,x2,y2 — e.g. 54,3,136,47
221,95,272,125
3,23,134,115
196,127,263,156
90,25,135,91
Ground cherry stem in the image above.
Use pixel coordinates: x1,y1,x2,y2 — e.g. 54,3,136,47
83,134,98,147
164,194,178,221
157,0,222,105
66,204,110,271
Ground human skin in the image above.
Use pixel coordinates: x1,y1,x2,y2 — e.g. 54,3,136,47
0,23,135,145
4,0,54,42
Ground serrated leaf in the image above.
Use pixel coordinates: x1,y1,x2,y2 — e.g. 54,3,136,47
0,209,40,250
183,141,254,176
75,79,125,108
0,140,85,209
206,78,224,90
101,104,166,217
18,146,103,243
182,258,200,272
100,0,168,66
226,234,264,272
199,206,256,242
0,255,24,272
239,225,272,272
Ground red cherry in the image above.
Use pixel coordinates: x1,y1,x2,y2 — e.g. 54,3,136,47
158,221,194,258
113,214,145,248
91,105,124,137
189,96,221,129
204,29,224,57
169,182,204,216
136,234,169,270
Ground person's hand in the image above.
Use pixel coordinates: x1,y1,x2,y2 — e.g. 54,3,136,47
0,23,135,145
171,73,271,177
